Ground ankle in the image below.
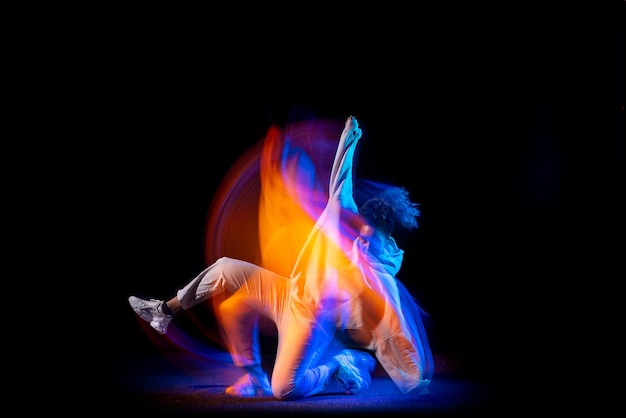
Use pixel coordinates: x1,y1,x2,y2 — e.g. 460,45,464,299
160,301,174,316
242,365,266,379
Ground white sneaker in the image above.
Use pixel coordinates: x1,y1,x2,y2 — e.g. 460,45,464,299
225,373,272,397
333,349,376,395
128,296,173,334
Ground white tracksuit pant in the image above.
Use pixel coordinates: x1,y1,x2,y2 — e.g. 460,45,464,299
176,256,342,399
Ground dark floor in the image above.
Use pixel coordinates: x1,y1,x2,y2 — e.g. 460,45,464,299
89,348,518,416
69,298,607,416
76,283,609,416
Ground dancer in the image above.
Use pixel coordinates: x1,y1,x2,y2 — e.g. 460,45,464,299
129,116,434,400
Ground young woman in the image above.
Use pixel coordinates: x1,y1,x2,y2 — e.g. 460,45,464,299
129,116,434,400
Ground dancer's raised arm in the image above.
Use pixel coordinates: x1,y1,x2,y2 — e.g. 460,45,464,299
328,115,362,213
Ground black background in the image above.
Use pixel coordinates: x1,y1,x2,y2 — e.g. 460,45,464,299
34,3,623,392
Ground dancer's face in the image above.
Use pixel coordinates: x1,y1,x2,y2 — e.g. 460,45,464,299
358,224,385,256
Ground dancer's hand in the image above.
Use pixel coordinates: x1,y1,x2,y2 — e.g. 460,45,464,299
345,115,358,130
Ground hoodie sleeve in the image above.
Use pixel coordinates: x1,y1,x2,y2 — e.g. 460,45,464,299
328,116,362,213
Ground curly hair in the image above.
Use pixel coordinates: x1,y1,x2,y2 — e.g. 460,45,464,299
359,186,420,235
